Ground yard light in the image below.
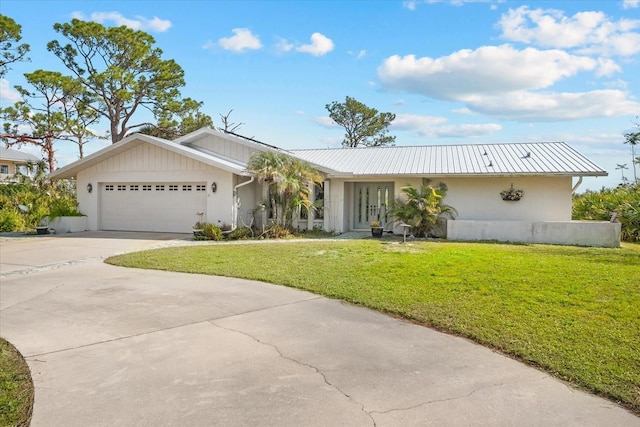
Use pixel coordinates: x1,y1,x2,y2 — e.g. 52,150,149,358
211,182,217,193
87,183,93,193
398,222,410,243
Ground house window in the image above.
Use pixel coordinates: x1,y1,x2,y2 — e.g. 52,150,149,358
182,185,192,191
300,182,324,220
130,185,139,191
0,164,8,174
156,185,165,191
117,185,126,191
142,185,152,191
169,185,178,191
196,184,206,191
105,185,114,191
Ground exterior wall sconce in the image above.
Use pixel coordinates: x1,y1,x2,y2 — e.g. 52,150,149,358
211,182,217,193
87,183,93,193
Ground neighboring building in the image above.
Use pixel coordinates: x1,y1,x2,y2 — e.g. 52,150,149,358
0,147,40,181
50,127,618,246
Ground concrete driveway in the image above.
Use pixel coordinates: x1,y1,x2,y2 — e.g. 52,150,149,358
0,232,638,426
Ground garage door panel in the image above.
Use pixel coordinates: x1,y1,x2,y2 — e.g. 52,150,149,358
101,182,207,232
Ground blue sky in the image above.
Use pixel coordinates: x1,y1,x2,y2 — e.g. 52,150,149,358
2,0,639,190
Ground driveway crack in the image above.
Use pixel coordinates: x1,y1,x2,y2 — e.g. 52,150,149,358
370,375,550,416
212,322,377,427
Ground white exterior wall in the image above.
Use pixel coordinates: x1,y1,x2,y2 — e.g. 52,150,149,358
188,134,258,163
448,220,621,248
77,143,237,231
323,175,572,233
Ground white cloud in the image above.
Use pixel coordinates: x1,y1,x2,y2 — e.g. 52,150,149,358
404,0,505,8
72,11,172,32
463,89,640,121
391,113,502,138
497,6,640,56
296,33,334,56
217,28,262,52
0,79,21,104
378,44,637,122
314,116,338,128
378,45,605,100
274,37,294,54
349,50,367,60
623,0,639,9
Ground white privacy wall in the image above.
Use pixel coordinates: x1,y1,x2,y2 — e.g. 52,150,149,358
77,143,236,231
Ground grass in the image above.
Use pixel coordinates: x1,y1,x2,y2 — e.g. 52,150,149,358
106,240,640,414
0,337,34,427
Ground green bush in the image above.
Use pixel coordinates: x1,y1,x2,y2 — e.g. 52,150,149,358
199,223,223,241
0,207,25,232
0,178,79,231
226,226,253,240
263,224,291,239
573,184,640,242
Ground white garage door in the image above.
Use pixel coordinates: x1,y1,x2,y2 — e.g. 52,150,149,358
101,182,207,232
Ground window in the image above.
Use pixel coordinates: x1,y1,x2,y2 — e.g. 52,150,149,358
117,185,126,191
130,185,139,191
0,164,8,174
182,185,192,191
143,185,152,191
196,184,206,191
156,185,165,191
169,185,178,191
105,185,114,191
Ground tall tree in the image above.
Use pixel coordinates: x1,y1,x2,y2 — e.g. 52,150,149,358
623,116,639,183
1,70,99,170
139,98,214,140
325,96,396,147
47,19,187,144
0,14,30,78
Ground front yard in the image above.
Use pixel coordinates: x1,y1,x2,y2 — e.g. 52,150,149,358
107,240,640,414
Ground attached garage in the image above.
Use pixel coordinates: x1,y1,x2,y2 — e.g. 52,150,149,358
100,182,207,232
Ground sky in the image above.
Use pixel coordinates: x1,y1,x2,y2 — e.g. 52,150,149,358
1,0,639,191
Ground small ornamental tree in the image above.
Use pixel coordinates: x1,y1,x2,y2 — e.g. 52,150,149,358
391,179,457,238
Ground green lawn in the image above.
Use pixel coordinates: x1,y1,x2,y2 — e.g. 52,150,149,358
0,338,33,427
107,240,640,413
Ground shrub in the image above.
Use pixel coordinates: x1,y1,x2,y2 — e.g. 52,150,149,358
200,223,223,241
263,224,291,239
0,207,25,232
573,184,640,242
226,226,253,240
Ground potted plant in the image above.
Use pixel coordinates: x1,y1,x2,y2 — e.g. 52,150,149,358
370,220,384,237
36,217,49,235
500,184,524,201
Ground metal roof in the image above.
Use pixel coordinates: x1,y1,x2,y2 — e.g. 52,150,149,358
0,147,40,163
290,142,607,177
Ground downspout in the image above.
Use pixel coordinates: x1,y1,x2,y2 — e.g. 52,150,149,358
232,176,255,230
571,176,583,193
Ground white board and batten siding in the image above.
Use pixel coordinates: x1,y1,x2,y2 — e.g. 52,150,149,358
76,142,234,232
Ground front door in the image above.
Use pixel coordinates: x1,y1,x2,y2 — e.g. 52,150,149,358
354,182,393,229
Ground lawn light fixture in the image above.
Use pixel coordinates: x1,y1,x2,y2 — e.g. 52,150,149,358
399,222,411,243
87,183,93,193
211,182,217,193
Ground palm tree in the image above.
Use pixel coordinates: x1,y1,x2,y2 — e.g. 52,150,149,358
616,163,628,182
246,151,322,227
391,178,457,237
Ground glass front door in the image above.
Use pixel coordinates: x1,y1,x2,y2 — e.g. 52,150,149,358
354,182,393,229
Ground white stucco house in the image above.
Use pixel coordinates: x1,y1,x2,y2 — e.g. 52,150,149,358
49,127,619,246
